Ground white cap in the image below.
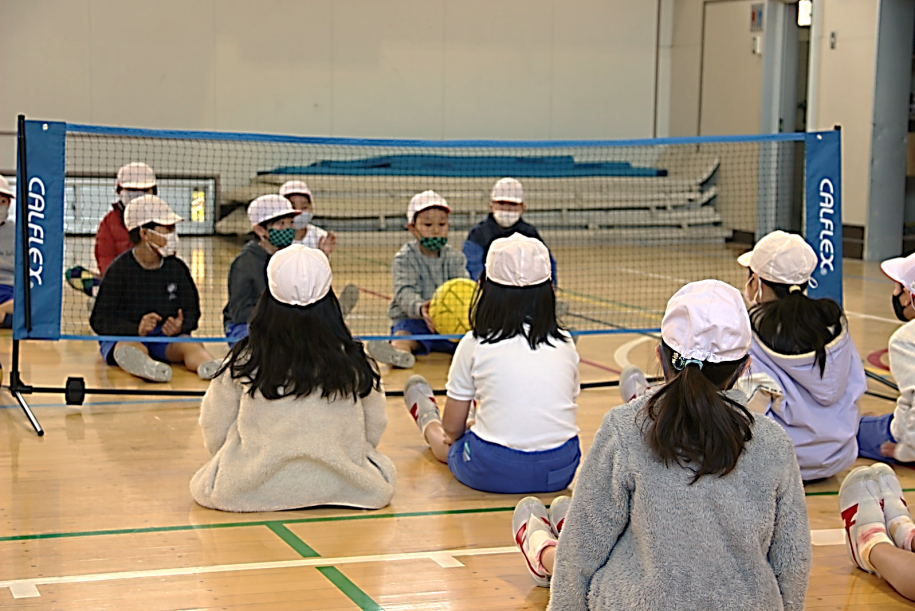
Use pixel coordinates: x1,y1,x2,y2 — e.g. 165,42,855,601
661,279,751,364
407,190,451,224
116,162,157,189
247,194,301,226
279,180,312,199
490,177,524,204
267,244,333,307
881,253,915,296
737,230,817,286
0,175,13,199
124,195,183,231
485,233,551,287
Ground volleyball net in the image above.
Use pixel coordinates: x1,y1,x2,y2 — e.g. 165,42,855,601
13,120,842,346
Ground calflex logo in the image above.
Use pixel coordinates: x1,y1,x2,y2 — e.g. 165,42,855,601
817,178,836,275
27,177,46,287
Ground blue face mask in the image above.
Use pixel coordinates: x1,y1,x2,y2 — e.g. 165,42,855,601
268,227,296,249
419,236,447,252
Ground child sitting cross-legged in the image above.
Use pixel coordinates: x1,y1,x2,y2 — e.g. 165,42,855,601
190,245,395,512
403,233,581,494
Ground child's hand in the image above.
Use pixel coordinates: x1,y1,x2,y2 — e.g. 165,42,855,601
161,309,184,336
420,301,436,333
138,312,162,337
318,231,337,257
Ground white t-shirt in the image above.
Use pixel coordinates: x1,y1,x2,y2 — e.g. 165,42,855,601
445,330,580,451
294,224,328,249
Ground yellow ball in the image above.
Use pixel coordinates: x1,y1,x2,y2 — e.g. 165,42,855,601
429,278,478,337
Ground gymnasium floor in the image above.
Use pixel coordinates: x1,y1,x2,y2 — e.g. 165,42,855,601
1,237,914,609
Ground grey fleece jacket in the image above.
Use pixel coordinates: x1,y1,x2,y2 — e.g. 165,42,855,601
223,240,270,327
548,390,811,611
387,241,468,322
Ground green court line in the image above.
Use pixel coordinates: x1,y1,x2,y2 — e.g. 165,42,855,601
0,506,515,543
267,523,383,611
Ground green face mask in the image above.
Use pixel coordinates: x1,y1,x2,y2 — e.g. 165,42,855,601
268,227,296,249
419,236,447,252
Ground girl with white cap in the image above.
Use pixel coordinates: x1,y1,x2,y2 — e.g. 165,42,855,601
190,245,395,512
514,279,810,609
736,230,866,481
403,233,580,494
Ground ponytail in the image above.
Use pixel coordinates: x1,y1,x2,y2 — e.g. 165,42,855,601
644,342,753,484
749,277,843,376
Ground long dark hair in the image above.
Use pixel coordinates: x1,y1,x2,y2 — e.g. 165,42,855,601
469,272,567,349
748,271,844,376
644,341,752,484
217,289,381,401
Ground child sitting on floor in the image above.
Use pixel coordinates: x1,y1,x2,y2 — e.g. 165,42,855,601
403,233,580,494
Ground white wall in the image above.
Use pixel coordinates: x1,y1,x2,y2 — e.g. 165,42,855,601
0,0,660,159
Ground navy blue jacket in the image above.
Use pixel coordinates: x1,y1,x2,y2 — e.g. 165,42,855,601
462,214,557,283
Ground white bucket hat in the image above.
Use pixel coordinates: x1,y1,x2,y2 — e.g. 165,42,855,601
279,180,312,199
737,230,817,287
0,175,13,199
248,194,301,226
490,177,524,204
267,244,333,307
881,253,915,296
124,195,183,231
661,279,751,364
116,162,157,190
485,233,551,287
407,190,451,224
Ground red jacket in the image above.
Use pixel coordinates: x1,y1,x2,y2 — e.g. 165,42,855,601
95,205,133,276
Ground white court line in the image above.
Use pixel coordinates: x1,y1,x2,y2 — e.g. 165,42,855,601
614,336,656,370
0,546,516,599
846,311,901,325
811,529,845,547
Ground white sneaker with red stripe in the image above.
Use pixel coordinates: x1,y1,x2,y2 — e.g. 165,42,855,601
619,365,649,403
512,496,556,587
549,495,572,537
838,465,893,574
403,375,441,435
872,462,915,551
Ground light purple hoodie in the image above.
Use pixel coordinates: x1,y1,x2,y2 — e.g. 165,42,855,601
743,327,866,480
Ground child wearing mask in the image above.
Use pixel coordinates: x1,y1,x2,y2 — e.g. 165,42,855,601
367,191,468,368
223,195,301,345
463,178,557,283
191,245,395,512
0,175,15,328
90,195,222,382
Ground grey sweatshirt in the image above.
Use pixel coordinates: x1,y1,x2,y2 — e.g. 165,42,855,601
0,220,15,286
387,241,468,322
548,390,811,611
223,240,270,327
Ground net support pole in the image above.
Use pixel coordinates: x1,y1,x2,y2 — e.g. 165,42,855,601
11,114,43,436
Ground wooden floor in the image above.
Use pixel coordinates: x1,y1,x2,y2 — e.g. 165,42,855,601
2,245,914,609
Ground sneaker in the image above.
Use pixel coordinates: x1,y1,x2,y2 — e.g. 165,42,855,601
113,345,172,383
548,495,572,537
367,340,415,369
513,497,556,587
404,374,442,435
838,465,893,573
872,462,915,551
619,365,649,403
339,283,360,318
197,358,223,381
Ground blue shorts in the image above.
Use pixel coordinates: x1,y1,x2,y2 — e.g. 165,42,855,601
225,322,249,347
0,284,11,328
99,327,172,366
393,318,456,356
447,430,580,494
857,413,898,462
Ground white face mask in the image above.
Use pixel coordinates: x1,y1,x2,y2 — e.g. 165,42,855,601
493,210,521,228
120,189,149,207
293,212,313,230
744,275,762,306
147,228,179,257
